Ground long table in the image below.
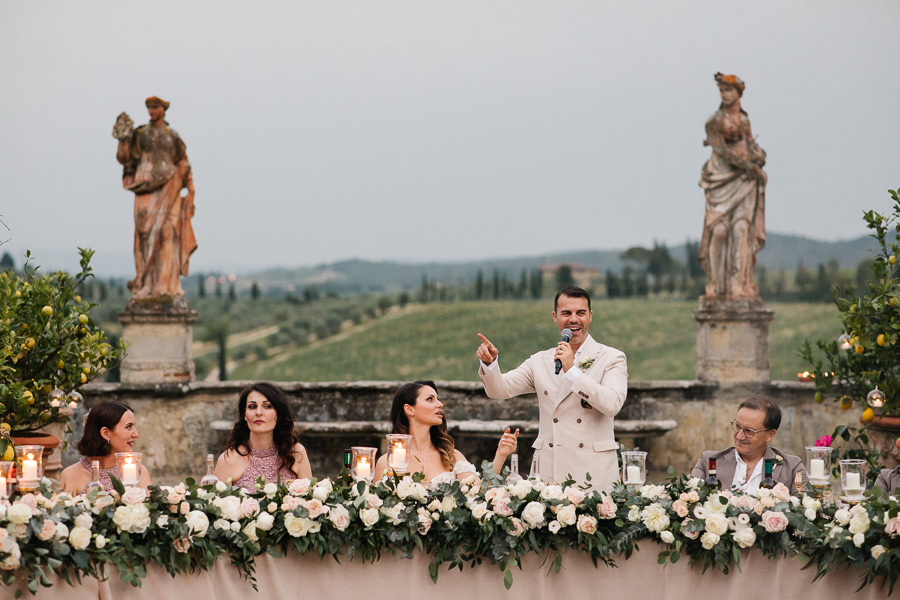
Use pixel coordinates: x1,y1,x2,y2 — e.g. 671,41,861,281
4,545,890,600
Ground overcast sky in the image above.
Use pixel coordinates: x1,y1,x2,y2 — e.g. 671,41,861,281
1,1,898,276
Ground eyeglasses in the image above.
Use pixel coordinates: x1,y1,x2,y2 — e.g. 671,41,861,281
730,419,769,438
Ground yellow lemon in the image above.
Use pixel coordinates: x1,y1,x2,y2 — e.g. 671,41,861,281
82,367,91,375
80,372,87,384
1,446,13,461
22,390,34,405
24,337,35,349
75,295,81,303
855,345,865,354
57,359,65,369
78,314,89,325
814,391,824,404
862,407,875,423
0,423,10,431
100,347,108,356
890,255,897,265
840,395,853,410
878,334,887,347
41,306,52,317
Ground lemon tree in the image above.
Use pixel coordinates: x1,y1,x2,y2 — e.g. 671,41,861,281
801,187,900,415
0,248,125,454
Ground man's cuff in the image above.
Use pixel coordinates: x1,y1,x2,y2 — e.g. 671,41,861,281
562,365,579,384
480,360,497,373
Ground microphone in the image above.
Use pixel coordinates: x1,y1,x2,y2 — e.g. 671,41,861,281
555,328,573,374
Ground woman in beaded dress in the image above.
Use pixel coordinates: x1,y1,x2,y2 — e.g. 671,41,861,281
372,380,519,485
59,401,152,494
214,383,312,491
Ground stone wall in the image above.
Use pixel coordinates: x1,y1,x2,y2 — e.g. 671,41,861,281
69,380,850,485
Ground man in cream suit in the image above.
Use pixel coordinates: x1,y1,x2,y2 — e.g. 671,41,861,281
691,396,807,494
476,287,628,490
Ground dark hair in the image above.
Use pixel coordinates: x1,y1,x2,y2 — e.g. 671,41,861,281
78,401,134,457
738,395,782,431
554,286,592,311
225,383,300,475
390,381,456,471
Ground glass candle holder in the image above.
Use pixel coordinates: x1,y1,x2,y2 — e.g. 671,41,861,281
621,450,647,486
15,445,44,491
351,446,377,482
838,459,867,501
0,461,12,497
386,434,412,475
805,446,833,485
115,452,143,486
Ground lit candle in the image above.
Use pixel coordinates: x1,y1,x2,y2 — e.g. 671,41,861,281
50,399,61,408
845,472,861,491
626,465,641,484
356,457,371,479
122,458,138,484
810,459,826,480
392,445,407,467
21,454,38,482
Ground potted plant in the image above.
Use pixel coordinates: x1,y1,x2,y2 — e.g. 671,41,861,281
0,248,125,461
801,187,900,466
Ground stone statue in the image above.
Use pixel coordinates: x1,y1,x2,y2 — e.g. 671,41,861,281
698,73,766,300
114,96,197,304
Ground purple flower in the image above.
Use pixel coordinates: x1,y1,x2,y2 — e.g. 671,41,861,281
815,435,833,447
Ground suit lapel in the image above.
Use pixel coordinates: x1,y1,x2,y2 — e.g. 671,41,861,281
717,450,738,488
551,336,602,412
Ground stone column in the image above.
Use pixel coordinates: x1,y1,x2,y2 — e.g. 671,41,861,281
118,298,197,384
694,297,774,383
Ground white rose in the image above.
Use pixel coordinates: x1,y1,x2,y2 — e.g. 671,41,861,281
215,481,228,493
156,515,169,528
7,504,32,525
121,486,147,505
263,483,279,497
540,485,564,501
834,508,851,526
113,506,135,532
704,512,729,536
284,514,311,537
853,532,866,547
660,530,675,544
440,496,457,514
804,508,816,521
360,508,380,527
548,520,561,534
470,502,489,521
521,502,546,528
0,538,21,570
230,521,240,532
734,527,757,549
256,512,275,531
557,504,577,527
687,477,702,489
737,513,750,526
268,502,277,513
849,514,870,535
95,534,107,549
68,526,91,551
627,506,641,522
692,506,708,521
641,504,670,533
186,510,210,537
872,545,886,560
214,519,230,531
510,479,532,499
214,496,242,522
700,531,720,549
242,521,259,542
130,505,151,533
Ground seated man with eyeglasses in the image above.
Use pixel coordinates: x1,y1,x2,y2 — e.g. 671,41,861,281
690,395,807,495
874,466,900,496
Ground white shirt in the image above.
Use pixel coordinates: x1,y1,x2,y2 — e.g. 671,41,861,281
481,344,586,395
732,449,763,494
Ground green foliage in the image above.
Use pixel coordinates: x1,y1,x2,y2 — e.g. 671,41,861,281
0,248,125,432
801,188,900,415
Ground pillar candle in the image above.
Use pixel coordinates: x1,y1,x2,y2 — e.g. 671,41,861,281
122,460,138,483
392,447,407,466
810,459,826,480
21,457,38,481
357,457,371,479
626,465,641,484
845,472,861,491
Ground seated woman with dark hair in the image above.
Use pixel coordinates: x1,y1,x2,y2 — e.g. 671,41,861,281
59,401,152,494
372,380,518,484
214,382,312,490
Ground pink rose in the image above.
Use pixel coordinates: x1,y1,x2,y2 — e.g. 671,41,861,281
121,486,147,505
507,518,526,537
173,537,191,553
180,501,190,515
884,515,900,537
240,498,260,519
19,494,37,510
686,491,700,503
303,498,328,519
288,478,311,496
597,494,617,519
494,496,513,517
761,510,788,533
672,500,689,518
281,496,302,512
36,519,57,542
565,486,586,506
815,435,833,447
577,514,598,535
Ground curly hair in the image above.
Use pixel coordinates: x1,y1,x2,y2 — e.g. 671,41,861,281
390,381,456,471
78,401,134,457
225,383,301,476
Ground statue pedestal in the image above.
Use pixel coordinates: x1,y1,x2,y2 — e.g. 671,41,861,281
118,298,197,384
694,297,774,383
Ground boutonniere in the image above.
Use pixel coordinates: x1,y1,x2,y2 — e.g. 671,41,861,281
579,356,596,371
772,455,785,466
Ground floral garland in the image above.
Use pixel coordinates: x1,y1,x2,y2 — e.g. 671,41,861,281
1,469,899,596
